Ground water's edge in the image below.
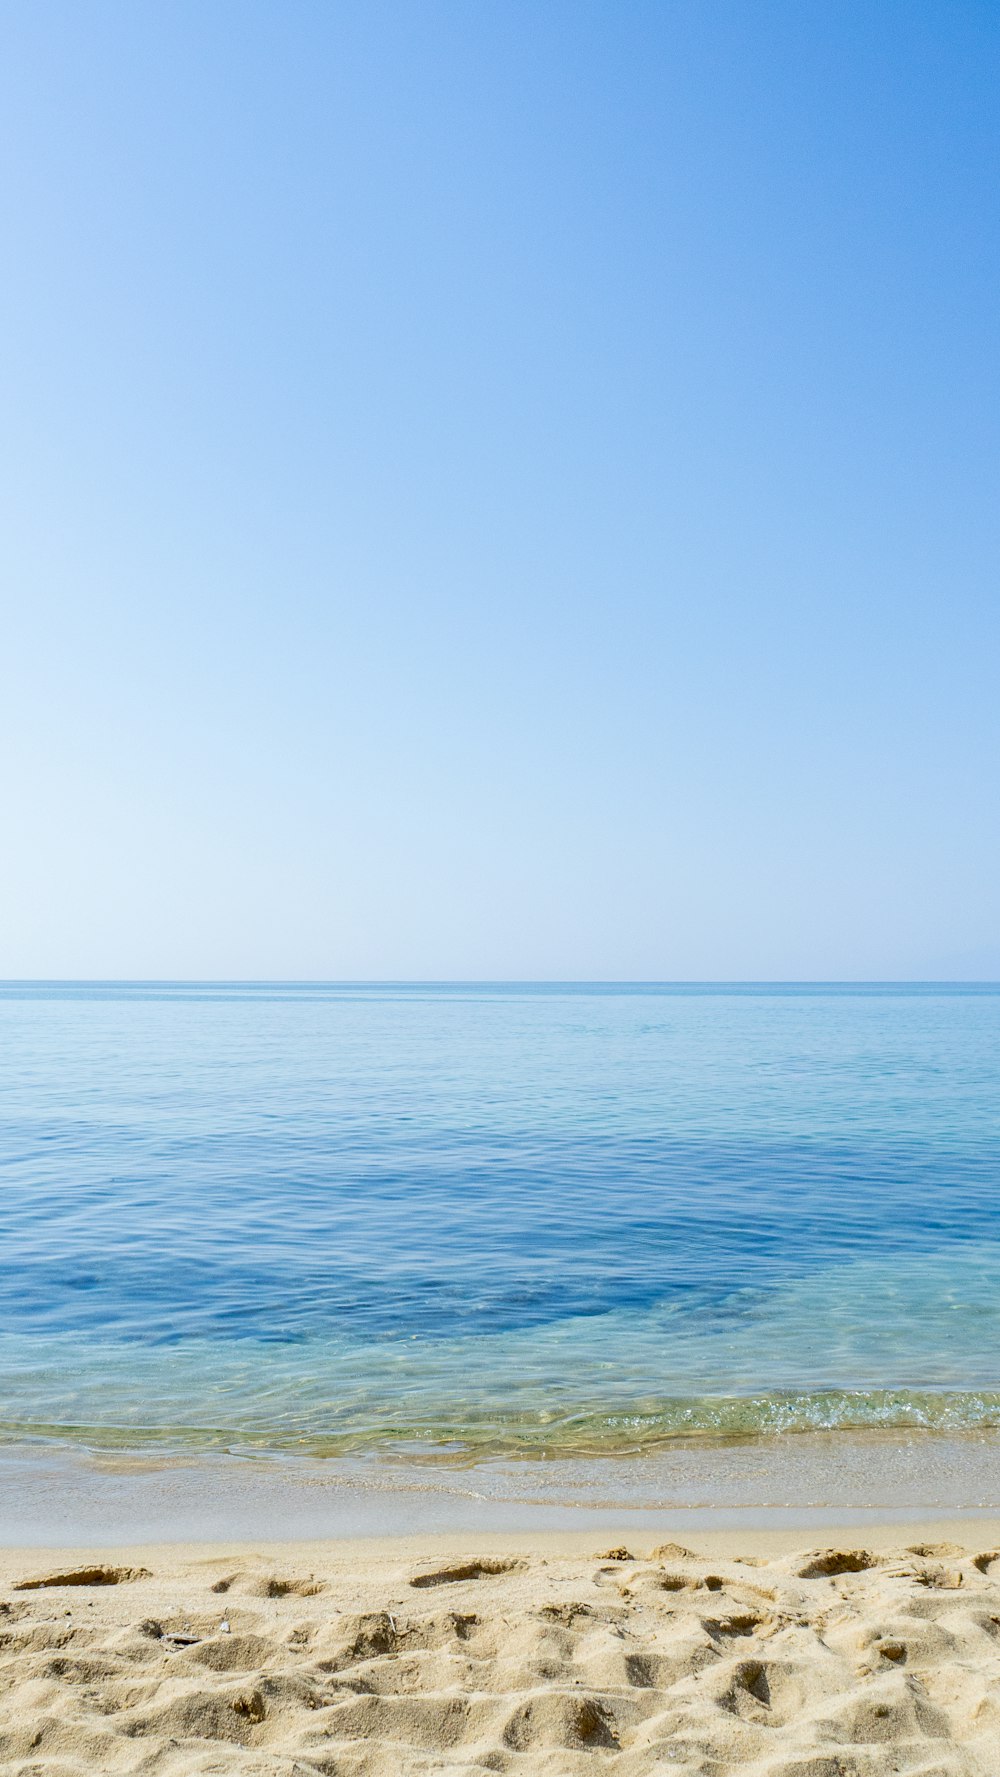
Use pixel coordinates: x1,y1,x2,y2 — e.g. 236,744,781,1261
3,1387,1000,1464
5,1429,1000,1547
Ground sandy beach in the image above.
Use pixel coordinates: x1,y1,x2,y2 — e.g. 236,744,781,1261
3,1523,1000,1774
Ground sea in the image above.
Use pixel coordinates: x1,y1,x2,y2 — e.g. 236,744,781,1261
2,981,999,1475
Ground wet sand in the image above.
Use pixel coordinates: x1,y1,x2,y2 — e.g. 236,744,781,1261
5,1430,1000,1547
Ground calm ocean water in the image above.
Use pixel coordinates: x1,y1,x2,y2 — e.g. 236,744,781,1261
1,982,998,1461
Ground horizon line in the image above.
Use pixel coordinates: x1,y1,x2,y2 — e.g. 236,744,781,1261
1,978,998,989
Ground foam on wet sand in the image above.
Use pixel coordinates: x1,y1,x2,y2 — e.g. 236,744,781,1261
3,1524,1000,1773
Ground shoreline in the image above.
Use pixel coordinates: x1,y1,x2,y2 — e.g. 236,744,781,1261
6,1427,1000,1548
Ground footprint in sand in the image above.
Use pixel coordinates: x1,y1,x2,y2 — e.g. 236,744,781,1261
14,1564,151,1591
409,1558,523,1589
796,1549,879,1578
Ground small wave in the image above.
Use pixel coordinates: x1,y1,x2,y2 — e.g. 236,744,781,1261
4,1389,1000,1464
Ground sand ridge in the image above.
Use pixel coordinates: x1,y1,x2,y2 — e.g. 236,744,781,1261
2,1535,1000,1773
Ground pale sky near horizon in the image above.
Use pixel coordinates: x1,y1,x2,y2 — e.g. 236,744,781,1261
2,1,998,980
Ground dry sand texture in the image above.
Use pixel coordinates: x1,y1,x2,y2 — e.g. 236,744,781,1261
2,1534,1000,1774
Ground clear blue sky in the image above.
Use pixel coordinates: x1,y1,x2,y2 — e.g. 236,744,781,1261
2,1,997,979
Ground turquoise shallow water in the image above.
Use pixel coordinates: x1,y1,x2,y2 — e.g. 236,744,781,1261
1,982,998,1459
